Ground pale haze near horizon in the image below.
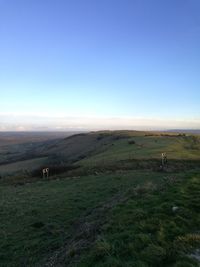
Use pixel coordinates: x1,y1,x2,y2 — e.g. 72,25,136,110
0,0,200,131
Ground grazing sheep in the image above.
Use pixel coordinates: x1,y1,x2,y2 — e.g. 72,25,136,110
42,168,49,178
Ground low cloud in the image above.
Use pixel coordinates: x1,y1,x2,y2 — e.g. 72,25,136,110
0,113,200,131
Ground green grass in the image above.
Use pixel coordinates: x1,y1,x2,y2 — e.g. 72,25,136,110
78,135,200,167
0,132,200,267
1,170,200,266
78,172,200,267
0,170,165,267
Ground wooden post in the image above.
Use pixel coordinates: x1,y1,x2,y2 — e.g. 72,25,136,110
46,168,49,178
161,153,167,169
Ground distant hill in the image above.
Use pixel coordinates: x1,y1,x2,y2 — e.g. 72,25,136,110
168,129,200,134
0,131,82,146
1,130,200,179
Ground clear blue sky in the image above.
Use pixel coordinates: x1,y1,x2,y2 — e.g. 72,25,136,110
0,0,200,130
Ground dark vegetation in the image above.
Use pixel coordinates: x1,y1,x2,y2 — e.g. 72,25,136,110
0,130,200,266
128,140,136,145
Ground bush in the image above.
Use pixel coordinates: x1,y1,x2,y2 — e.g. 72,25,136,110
128,140,136,145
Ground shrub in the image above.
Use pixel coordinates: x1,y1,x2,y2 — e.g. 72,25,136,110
128,140,136,145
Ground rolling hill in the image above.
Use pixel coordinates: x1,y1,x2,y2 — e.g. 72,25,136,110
0,131,200,267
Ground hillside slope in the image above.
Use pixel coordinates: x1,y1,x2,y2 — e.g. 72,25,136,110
0,131,200,266
1,131,200,180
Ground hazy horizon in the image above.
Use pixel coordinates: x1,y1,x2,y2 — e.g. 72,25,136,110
1,0,200,131
0,113,200,132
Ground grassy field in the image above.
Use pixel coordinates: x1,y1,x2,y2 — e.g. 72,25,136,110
78,172,200,267
73,133,200,177
0,171,163,266
0,131,200,266
78,134,200,166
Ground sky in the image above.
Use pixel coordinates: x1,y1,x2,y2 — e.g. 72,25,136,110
0,0,200,131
